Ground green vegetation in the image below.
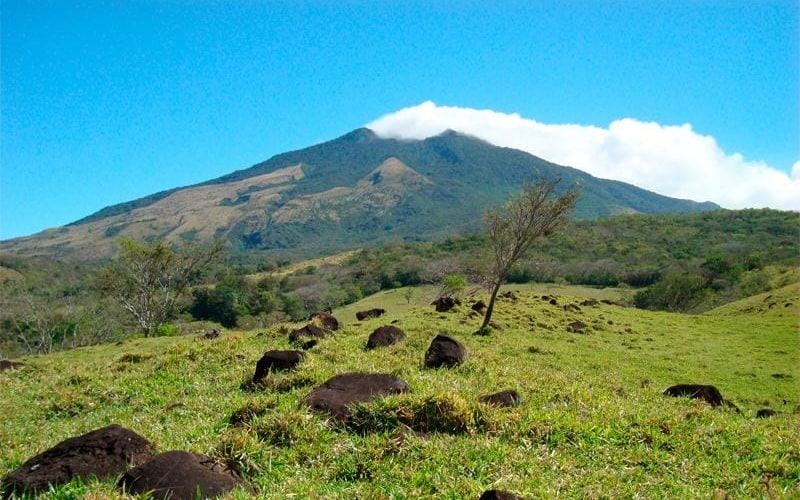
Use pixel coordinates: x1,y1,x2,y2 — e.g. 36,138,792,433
96,239,225,337
1,283,797,497
1,209,797,357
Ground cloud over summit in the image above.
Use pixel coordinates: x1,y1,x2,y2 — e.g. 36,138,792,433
367,102,799,210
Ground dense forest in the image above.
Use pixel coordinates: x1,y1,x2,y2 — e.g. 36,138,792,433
1,208,797,357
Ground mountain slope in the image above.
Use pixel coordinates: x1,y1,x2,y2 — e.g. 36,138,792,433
0,128,717,260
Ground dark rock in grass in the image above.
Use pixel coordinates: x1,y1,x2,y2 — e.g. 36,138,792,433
566,321,587,333
0,360,23,371
471,300,487,312
301,339,318,350
432,296,461,312
202,329,220,340
478,389,520,408
2,424,152,498
305,372,410,423
424,334,467,368
117,451,249,500
253,350,305,383
663,384,727,407
366,325,407,349
310,311,340,331
563,303,581,313
549,298,558,306
756,408,778,418
356,308,386,321
580,298,599,307
480,490,522,500
288,323,328,343
500,291,518,301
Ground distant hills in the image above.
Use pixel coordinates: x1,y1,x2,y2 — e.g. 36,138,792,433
0,128,718,261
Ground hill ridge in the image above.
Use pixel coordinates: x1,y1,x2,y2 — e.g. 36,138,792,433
2,128,718,260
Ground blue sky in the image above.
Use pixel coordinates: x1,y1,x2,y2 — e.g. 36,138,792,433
2,0,798,240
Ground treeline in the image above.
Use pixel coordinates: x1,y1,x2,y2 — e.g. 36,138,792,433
1,208,797,356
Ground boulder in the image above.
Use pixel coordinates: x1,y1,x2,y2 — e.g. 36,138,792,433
1,424,152,498
500,291,518,301
117,451,249,500
305,372,410,423
253,350,305,383
478,389,520,408
366,325,407,349
480,490,522,500
201,329,220,340
424,334,467,368
432,296,461,312
288,323,327,343
0,360,23,371
756,408,778,418
471,300,487,312
356,308,386,321
663,384,726,407
309,311,340,331
566,321,587,333
300,339,318,350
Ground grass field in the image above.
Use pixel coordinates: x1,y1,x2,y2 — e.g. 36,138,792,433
1,283,798,498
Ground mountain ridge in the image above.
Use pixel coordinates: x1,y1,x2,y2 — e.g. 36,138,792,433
1,128,718,261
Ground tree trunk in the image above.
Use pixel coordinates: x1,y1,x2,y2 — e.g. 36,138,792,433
480,280,503,330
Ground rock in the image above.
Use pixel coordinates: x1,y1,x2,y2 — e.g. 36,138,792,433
500,291,518,301
432,296,461,312
563,304,581,313
663,384,726,407
471,300,487,312
0,360,23,371
756,408,778,418
566,321,587,333
288,323,327,343
580,298,599,307
424,334,467,368
309,311,340,331
253,350,305,383
201,329,220,340
478,389,520,408
305,372,410,423
117,451,249,500
300,339,318,350
366,325,407,349
356,308,386,321
2,424,152,498
480,490,522,500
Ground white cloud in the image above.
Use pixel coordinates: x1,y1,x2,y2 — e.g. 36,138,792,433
367,101,800,210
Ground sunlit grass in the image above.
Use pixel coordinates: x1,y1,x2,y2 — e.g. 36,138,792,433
2,284,798,498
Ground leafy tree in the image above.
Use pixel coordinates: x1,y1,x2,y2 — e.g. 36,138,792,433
97,239,225,337
633,271,709,312
439,274,467,299
189,286,239,328
480,178,579,331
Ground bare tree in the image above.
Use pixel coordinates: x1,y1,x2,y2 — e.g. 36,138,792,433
0,282,74,354
480,178,579,331
97,239,225,337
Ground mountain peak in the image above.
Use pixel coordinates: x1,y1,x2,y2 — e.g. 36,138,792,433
340,128,379,143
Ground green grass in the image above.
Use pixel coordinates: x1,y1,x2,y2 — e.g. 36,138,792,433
1,284,798,498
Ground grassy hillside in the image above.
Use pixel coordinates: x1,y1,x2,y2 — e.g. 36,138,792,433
1,283,797,498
